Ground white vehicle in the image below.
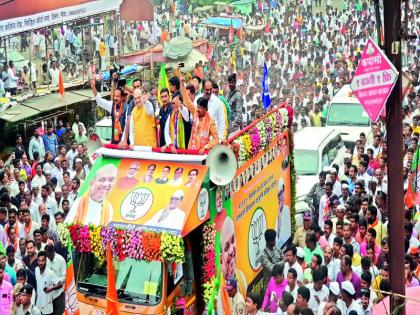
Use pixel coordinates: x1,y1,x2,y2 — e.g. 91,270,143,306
326,85,372,148
294,127,347,214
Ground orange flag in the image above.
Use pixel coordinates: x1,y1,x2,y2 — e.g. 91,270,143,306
106,242,119,315
64,240,80,315
59,70,65,97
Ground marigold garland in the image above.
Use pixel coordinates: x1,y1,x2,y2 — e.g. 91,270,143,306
161,232,185,263
142,231,162,262
89,225,105,265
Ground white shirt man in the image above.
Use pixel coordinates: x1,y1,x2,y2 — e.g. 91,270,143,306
307,282,330,311
35,264,60,314
145,190,186,231
283,260,304,283
65,147,78,170
194,93,226,140
46,250,66,297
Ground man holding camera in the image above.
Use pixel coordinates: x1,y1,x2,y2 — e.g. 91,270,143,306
90,73,130,144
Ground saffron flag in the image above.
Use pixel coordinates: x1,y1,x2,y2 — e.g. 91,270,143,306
261,62,271,110
59,70,65,98
229,19,234,44
64,240,80,315
405,148,420,208
106,242,119,315
157,64,170,106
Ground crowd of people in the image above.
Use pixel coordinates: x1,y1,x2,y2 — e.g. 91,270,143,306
0,0,419,313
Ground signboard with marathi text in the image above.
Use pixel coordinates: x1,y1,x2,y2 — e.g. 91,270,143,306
350,37,399,123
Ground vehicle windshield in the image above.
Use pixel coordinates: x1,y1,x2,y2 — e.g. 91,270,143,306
294,150,318,175
327,103,370,126
75,253,163,305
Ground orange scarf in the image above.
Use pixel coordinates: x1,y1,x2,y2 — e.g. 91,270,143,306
74,193,111,225
113,103,123,142
24,221,32,240
188,112,211,150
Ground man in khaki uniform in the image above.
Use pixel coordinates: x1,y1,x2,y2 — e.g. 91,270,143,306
226,278,246,315
293,211,312,248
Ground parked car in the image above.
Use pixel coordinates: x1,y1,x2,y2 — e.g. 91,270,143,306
294,127,347,214
326,85,372,148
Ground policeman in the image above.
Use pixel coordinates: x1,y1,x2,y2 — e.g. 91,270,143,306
16,284,42,315
226,278,246,315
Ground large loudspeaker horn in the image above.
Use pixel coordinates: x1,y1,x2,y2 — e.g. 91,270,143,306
205,145,238,186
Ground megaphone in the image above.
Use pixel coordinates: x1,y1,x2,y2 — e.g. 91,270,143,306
205,145,238,186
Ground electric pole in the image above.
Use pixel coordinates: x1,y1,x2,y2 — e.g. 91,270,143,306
383,0,405,312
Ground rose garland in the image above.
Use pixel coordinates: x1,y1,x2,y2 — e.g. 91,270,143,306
67,225,184,264
201,222,217,304
232,106,291,165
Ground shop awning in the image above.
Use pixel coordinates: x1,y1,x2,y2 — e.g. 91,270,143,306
0,89,108,123
202,16,243,29
67,156,210,236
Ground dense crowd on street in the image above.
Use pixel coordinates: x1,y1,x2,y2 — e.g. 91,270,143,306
0,0,419,314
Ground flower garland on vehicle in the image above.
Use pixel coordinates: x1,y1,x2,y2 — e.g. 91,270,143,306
57,223,70,246
201,222,217,304
288,129,297,236
67,225,184,264
161,232,185,263
232,106,290,166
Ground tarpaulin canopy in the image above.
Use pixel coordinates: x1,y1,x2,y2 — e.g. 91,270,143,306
162,37,193,59
0,89,108,123
202,16,243,29
230,0,256,15
67,156,210,236
166,49,208,72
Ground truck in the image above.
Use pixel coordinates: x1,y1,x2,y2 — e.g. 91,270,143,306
326,85,372,148
64,105,295,315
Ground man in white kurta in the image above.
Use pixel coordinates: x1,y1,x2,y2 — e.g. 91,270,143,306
145,190,186,231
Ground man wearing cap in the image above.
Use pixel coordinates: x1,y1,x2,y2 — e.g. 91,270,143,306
16,284,41,315
277,178,291,248
339,182,351,206
317,282,340,315
145,190,186,231
66,164,117,226
226,277,246,315
293,211,312,248
337,281,363,315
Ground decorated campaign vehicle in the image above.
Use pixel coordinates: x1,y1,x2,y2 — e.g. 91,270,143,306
61,105,296,315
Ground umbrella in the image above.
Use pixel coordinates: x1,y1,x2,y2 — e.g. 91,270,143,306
372,286,420,315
